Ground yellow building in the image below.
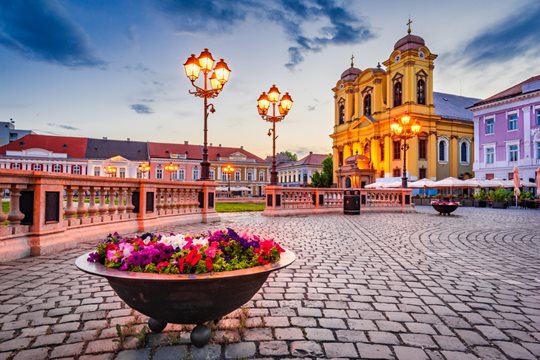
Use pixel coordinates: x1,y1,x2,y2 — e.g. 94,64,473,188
331,26,479,187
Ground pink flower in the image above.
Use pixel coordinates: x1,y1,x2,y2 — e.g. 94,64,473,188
205,247,217,259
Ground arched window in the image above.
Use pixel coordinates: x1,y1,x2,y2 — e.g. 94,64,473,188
393,81,402,107
247,171,253,181
338,102,345,124
364,94,372,116
417,78,426,105
438,138,449,163
460,140,470,164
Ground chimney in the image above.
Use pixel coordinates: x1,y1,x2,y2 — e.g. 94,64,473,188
240,146,243,150
103,137,108,140
184,141,188,145
309,151,313,155
219,144,221,147
210,143,213,146
127,138,130,142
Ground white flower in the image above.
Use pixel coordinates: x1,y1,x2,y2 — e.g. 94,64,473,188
192,237,209,247
159,234,188,249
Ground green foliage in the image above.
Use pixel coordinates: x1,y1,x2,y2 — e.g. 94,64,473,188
215,202,265,212
310,155,333,188
473,189,487,201
487,188,512,202
519,191,534,200
279,151,298,161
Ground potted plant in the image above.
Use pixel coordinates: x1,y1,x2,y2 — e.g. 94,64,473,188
430,199,460,215
520,191,538,208
473,190,487,207
490,188,511,209
462,194,473,207
76,229,295,347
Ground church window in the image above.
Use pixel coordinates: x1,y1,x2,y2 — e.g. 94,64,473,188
364,94,372,116
460,140,470,164
419,138,427,160
438,138,449,163
393,168,401,177
393,81,402,107
393,141,401,160
419,167,426,179
338,99,345,124
417,78,426,105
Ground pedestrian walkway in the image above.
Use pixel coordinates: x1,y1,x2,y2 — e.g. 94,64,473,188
0,207,539,359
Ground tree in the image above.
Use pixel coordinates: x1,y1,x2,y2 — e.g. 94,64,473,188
278,151,298,162
310,155,333,188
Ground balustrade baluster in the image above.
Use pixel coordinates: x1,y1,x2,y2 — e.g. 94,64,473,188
126,188,135,213
88,187,98,217
117,188,126,214
108,189,117,215
155,189,163,212
76,187,88,218
7,186,25,224
0,187,8,223
99,187,109,216
64,186,77,219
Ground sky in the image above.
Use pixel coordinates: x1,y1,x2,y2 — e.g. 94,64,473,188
1,0,539,159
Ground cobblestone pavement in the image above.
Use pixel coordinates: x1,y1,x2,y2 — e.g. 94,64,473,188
1,207,540,360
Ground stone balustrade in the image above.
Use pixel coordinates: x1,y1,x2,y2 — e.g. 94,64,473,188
263,186,413,216
0,170,217,261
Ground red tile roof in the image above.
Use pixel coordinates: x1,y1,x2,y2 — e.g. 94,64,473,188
473,75,540,106
297,153,328,166
0,134,88,158
148,142,267,163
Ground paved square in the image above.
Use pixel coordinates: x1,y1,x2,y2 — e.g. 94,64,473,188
1,207,539,359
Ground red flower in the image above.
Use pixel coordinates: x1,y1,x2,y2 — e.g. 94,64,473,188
178,258,185,273
186,249,201,267
257,255,269,265
205,257,213,271
156,261,169,272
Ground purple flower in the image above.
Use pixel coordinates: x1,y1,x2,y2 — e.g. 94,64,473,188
87,252,99,262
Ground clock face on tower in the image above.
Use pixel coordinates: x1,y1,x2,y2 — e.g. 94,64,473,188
418,50,425,59
394,54,401,63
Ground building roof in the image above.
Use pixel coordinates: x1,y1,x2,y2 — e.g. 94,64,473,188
296,153,328,166
394,33,425,52
433,92,480,121
85,138,148,161
148,142,267,163
340,66,361,82
469,75,540,108
0,134,88,158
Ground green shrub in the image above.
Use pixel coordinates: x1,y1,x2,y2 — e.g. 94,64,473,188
488,188,512,202
473,189,487,201
519,191,534,200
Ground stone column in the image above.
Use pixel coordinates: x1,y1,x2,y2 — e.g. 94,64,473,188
88,187,99,217
7,187,25,224
76,187,87,218
64,186,77,219
99,188,109,215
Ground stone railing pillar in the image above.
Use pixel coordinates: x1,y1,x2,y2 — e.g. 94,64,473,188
117,188,126,214
0,187,8,223
126,188,135,214
99,187,109,215
76,187,88,219
64,186,77,219
88,187,99,217
7,186,25,224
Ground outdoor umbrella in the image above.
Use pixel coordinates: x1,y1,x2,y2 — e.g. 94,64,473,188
513,167,520,207
463,178,493,188
536,168,540,197
381,181,403,188
409,178,435,197
365,182,383,189
427,177,473,197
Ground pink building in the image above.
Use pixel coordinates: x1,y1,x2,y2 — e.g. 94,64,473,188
470,76,540,182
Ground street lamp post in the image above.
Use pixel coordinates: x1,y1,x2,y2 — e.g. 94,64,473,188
390,114,421,188
256,85,293,185
223,165,235,196
137,162,150,179
164,163,179,181
183,48,231,181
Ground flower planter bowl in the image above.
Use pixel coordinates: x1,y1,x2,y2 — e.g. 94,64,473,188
432,204,459,216
76,249,295,347
492,201,507,209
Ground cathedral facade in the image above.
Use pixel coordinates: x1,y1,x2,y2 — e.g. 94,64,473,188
331,28,479,187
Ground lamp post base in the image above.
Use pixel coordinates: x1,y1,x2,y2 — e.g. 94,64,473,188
401,176,408,188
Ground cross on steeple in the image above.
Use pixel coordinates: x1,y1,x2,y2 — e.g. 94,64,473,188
407,17,412,34
350,54,355,67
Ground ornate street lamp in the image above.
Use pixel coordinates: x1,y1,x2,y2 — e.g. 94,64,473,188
390,114,421,188
256,85,293,185
183,48,231,181
103,165,117,177
222,164,235,196
137,162,150,179
164,162,179,181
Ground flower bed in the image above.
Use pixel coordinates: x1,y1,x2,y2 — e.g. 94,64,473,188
430,201,461,206
88,228,285,274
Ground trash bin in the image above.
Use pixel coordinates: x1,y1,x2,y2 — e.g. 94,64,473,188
343,190,360,215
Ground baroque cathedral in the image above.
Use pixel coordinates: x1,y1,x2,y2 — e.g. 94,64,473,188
331,24,479,187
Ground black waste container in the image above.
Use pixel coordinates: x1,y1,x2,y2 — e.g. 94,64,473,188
343,190,360,215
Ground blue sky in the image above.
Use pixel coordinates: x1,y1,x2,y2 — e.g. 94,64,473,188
1,0,539,158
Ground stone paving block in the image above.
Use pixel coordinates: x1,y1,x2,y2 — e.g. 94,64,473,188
0,337,33,352
32,333,67,347
224,342,256,359
348,319,377,331
258,341,289,356
475,325,510,340
115,349,150,360
305,328,335,341
152,345,188,360
405,322,437,334
394,346,429,360
455,329,489,346
368,331,400,345
356,343,394,360
85,338,120,354
275,327,304,340
472,346,508,360
433,335,467,351
323,342,358,358
400,333,437,348
440,351,479,360
494,341,536,360
50,342,85,358
290,341,324,357
12,347,49,360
